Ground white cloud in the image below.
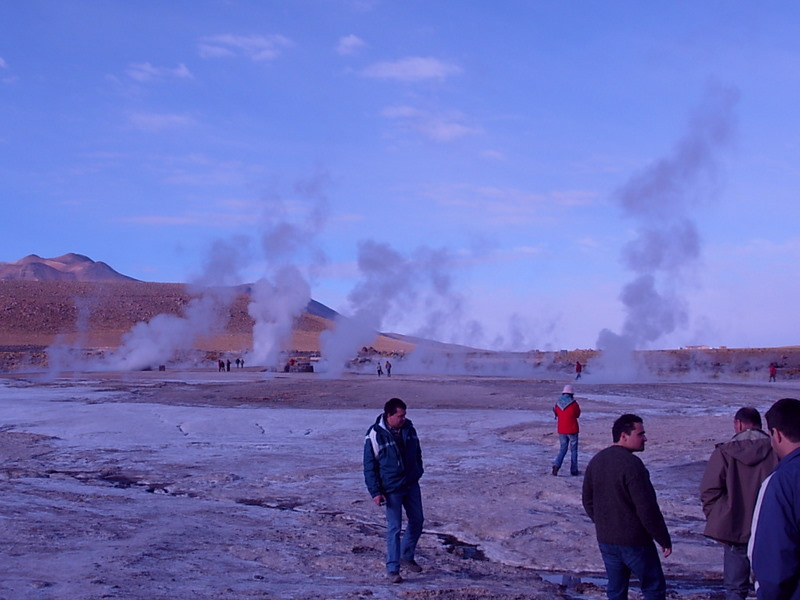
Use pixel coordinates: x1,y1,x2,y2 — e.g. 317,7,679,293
381,105,479,142
128,112,196,132
551,190,597,207
361,56,461,81
423,183,595,226
117,211,254,227
127,62,193,82
199,34,293,61
417,117,480,142
0,57,16,84
336,34,366,56
380,105,422,119
482,149,506,161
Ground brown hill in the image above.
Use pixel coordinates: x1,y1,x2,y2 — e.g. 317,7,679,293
0,253,137,282
0,279,415,370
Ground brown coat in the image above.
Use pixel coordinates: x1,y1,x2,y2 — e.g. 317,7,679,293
700,428,777,545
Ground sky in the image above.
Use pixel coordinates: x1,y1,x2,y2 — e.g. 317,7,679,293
2,1,800,352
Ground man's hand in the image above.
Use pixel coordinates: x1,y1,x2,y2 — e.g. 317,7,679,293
661,546,672,558
373,495,385,506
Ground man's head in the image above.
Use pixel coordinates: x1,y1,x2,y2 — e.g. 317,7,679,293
384,397,407,429
734,407,762,433
612,413,647,452
765,398,800,459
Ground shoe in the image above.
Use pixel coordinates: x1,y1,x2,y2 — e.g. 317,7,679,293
551,466,559,476
571,471,581,476
401,558,423,573
388,571,403,583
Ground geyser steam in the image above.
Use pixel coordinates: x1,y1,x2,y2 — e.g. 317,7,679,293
596,84,739,378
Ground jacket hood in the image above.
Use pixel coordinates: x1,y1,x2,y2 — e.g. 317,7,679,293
718,429,773,467
375,413,413,432
556,393,575,410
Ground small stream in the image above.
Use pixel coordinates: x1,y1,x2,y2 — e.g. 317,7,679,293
440,534,726,599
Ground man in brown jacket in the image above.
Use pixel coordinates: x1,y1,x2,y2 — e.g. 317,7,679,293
700,407,777,600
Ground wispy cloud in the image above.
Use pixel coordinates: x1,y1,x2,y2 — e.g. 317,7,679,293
0,57,17,84
126,62,193,82
336,34,366,56
199,34,293,61
128,112,196,132
381,104,480,142
424,183,597,225
551,190,597,207
362,56,461,82
417,118,480,142
116,211,254,227
482,149,507,161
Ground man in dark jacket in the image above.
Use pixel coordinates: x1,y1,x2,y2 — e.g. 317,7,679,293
749,398,800,600
582,414,672,600
700,407,776,600
363,397,424,583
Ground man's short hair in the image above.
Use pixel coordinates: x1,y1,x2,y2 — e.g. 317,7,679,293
384,397,407,417
766,398,800,443
612,413,643,443
734,407,762,429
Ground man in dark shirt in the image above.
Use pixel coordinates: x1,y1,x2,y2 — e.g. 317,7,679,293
582,413,672,600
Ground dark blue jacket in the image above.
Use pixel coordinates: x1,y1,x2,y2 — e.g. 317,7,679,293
751,447,800,600
363,414,423,497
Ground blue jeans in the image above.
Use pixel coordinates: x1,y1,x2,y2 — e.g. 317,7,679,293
384,483,424,573
553,433,579,474
598,542,666,600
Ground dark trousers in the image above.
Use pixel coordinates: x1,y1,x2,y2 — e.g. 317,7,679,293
598,542,666,600
723,543,751,600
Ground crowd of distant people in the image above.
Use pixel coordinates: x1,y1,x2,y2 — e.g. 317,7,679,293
217,357,244,372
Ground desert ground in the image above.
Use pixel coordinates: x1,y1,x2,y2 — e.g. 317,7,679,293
3,366,799,600
3,276,800,599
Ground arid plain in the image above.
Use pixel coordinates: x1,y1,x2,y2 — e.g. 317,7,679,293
3,266,800,599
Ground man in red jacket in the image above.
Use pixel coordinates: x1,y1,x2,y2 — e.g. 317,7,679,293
552,384,581,476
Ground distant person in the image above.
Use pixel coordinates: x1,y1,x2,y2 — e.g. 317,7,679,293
552,384,581,476
240,357,244,368
769,363,777,382
582,414,672,600
226,359,231,372
575,361,583,380
386,360,392,377
377,362,383,377
749,398,800,600
218,359,224,372
700,407,776,600
235,358,241,369
364,398,425,584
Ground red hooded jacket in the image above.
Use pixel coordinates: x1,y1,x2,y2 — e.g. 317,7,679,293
554,394,581,434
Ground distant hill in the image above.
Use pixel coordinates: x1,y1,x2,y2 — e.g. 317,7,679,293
0,253,138,282
0,254,416,358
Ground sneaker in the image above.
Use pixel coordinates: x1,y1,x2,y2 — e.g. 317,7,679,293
401,558,423,573
551,466,559,476
388,571,403,583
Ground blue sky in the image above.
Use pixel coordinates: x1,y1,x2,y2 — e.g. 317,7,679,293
2,1,799,352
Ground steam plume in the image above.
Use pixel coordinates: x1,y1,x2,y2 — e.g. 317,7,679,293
596,84,739,379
